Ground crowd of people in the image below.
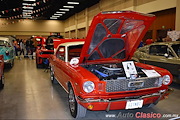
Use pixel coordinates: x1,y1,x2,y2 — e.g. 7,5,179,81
13,37,38,59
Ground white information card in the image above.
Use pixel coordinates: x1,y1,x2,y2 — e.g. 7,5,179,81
122,61,137,78
141,69,161,77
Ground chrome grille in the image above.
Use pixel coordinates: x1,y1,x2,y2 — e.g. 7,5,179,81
105,77,162,92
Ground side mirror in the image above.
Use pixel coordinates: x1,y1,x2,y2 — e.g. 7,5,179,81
70,58,79,67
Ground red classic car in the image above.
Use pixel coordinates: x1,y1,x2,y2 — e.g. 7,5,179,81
34,36,46,48
35,35,63,68
0,55,4,89
49,11,173,118
36,35,84,68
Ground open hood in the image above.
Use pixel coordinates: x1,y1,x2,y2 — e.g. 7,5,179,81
79,11,155,64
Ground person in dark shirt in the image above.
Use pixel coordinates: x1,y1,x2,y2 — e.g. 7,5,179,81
157,36,163,42
25,37,33,58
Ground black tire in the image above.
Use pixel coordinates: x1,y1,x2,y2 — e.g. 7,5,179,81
36,58,41,68
36,63,41,68
50,67,58,84
68,86,86,118
0,74,4,89
9,59,14,68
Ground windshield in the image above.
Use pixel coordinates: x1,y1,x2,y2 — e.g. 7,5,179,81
171,44,180,57
45,38,54,50
68,45,83,61
48,35,63,39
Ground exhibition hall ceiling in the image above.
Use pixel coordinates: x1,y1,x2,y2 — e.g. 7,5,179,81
0,0,100,20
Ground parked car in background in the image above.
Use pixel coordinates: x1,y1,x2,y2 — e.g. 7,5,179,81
36,36,84,68
49,11,173,118
0,55,4,89
34,36,46,49
0,37,15,68
132,41,180,84
35,35,59,68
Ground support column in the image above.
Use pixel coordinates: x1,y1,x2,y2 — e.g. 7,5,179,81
85,8,89,36
75,14,78,39
68,19,70,38
175,0,180,30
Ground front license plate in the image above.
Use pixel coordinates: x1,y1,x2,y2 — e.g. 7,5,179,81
125,99,143,109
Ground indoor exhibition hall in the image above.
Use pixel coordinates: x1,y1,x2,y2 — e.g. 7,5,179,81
0,0,180,120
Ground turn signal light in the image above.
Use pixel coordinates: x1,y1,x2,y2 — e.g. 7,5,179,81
164,96,168,99
87,105,94,110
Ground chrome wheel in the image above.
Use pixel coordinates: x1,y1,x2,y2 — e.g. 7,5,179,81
69,87,76,113
0,74,4,89
9,59,14,68
50,67,54,81
50,67,58,84
68,86,86,118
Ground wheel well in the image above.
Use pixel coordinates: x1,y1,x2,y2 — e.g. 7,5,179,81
67,82,77,96
68,82,72,89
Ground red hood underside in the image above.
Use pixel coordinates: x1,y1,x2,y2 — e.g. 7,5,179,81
79,11,156,64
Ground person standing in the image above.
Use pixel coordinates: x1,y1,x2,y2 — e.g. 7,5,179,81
31,37,38,59
19,39,26,59
13,40,20,58
25,37,33,58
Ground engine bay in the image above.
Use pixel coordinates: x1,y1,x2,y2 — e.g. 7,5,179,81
81,62,147,80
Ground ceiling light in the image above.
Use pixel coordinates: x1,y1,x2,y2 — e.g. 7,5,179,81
52,15,60,18
23,10,33,12
67,2,79,4
54,14,62,16
59,9,69,11
22,3,36,6
23,14,31,17
23,12,33,14
23,16,33,19
50,17,58,19
56,11,66,14
63,6,74,8
23,6,34,9
23,0,36,1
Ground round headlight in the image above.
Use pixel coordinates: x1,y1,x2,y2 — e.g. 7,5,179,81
162,75,171,85
83,81,95,93
6,51,9,56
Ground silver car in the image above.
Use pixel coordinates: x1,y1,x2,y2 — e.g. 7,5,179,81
132,41,180,83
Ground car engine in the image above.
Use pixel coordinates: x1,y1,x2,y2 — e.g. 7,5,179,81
81,63,147,80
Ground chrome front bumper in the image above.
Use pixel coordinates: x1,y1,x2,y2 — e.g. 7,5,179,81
4,59,12,63
77,88,173,103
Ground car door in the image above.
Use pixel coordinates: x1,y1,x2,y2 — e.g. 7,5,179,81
54,45,65,80
142,45,178,75
53,45,70,90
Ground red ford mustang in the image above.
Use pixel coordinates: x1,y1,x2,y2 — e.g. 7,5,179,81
0,55,4,89
49,11,173,118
